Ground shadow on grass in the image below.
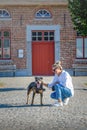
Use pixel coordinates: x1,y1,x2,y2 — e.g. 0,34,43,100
0,87,26,92
0,103,52,108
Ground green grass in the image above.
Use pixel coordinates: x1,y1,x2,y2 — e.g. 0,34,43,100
0,82,5,87
84,83,87,86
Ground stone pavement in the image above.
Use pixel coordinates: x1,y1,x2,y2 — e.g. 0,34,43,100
0,76,87,130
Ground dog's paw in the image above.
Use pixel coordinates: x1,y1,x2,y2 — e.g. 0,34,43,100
43,88,46,91
26,102,28,104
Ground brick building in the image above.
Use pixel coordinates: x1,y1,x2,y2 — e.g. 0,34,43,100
0,0,87,76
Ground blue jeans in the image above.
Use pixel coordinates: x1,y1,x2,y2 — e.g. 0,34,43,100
50,84,72,102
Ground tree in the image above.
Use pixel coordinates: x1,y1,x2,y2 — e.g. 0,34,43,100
68,0,87,36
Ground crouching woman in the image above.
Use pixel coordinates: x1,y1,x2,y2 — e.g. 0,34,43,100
43,61,74,107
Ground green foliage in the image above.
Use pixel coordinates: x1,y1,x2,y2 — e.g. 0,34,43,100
68,0,87,36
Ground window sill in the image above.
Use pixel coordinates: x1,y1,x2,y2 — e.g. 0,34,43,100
0,18,12,21
75,59,87,63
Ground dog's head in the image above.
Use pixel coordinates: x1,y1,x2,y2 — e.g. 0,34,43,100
35,77,43,84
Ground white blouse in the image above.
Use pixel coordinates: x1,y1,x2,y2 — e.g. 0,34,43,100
48,70,74,96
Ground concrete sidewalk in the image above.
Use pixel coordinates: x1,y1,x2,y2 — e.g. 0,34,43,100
0,76,87,130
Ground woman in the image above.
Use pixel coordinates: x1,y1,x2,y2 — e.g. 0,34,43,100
43,61,74,107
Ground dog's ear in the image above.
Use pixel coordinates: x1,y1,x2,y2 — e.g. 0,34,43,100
40,77,43,80
35,77,38,80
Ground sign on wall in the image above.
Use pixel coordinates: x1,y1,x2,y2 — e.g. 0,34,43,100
18,49,24,58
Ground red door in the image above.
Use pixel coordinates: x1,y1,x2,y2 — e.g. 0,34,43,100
32,31,54,75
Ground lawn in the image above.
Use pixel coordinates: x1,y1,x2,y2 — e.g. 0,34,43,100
0,82,5,87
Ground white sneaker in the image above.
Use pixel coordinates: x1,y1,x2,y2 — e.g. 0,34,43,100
63,98,69,105
53,102,63,107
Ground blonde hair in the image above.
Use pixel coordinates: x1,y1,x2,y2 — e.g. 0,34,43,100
52,61,62,70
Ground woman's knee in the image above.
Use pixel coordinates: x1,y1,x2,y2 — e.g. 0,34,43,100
50,92,56,99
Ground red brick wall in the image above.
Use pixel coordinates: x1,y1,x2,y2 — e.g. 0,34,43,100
0,5,76,69
60,9,76,69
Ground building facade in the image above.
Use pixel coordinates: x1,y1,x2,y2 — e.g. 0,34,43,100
0,0,87,76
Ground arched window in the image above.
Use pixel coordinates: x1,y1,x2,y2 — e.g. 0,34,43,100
0,9,10,18
35,9,52,19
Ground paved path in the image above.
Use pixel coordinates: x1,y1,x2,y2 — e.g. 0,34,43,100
0,76,87,130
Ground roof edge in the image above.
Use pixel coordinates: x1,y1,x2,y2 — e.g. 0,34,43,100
0,2,68,6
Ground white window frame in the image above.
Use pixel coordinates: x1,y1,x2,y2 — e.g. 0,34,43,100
35,9,52,19
76,37,87,59
0,9,10,18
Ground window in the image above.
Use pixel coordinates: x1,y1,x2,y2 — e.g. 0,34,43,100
44,32,54,41
76,37,87,58
0,30,11,59
0,9,10,18
32,31,54,41
32,32,42,41
35,9,51,19
84,38,87,58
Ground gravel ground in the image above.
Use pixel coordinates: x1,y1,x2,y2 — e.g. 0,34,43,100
0,76,87,130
